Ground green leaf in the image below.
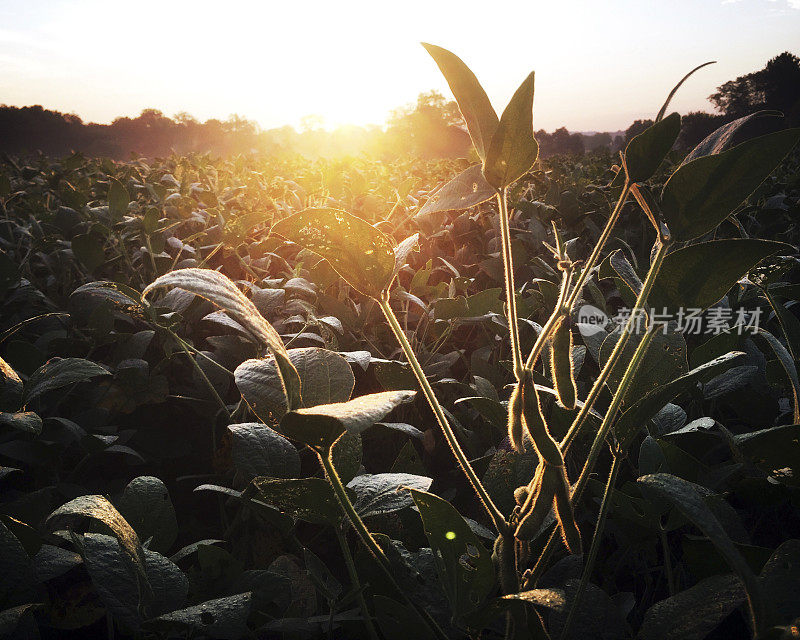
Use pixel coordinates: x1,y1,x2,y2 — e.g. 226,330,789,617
71,232,105,272
638,573,745,640
649,239,791,315
0,356,23,412
483,71,538,189
82,533,187,632
599,325,687,405
279,390,416,452
70,281,143,315
0,520,37,607
638,473,766,632
228,423,300,481
250,477,342,525
23,357,109,404
421,43,499,160
346,473,432,518
734,424,800,483
754,329,800,423
661,127,800,241
143,268,301,410
143,593,251,640
759,539,800,626
682,110,785,163
409,488,495,622
235,347,354,423
614,351,745,450
108,178,130,220
0,411,42,436
303,548,342,601
624,112,681,184
115,476,178,554
416,165,496,218
45,495,150,603
271,208,396,298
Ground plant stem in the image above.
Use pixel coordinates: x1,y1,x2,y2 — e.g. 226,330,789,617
379,294,508,534
527,238,669,588
497,188,524,380
319,451,448,640
559,451,622,640
560,238,669,452
659,523,675,597
335,526,381,640
523,266,572,371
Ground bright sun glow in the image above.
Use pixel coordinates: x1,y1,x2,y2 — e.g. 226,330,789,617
1,0,799,131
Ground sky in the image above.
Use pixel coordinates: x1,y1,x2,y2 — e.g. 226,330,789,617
1,0,799,133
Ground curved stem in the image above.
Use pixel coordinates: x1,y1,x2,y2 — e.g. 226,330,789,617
379,295,508,534
560,239,669,452
559,452,622,640
319,451,448,640
497,188,525,380
335,526,381,640
523,267,572,371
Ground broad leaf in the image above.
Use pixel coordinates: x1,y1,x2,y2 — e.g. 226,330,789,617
82,533,187,632
422,43,499,160
23,357,109,404
409,488,495,622
759,539,800,626
614,351,745,449
250,477,342,525
0,411,42,436
271,208,396,298
638,573,745,640
661,127,800,240
649,239,791,315
416,165,496,218
483,71,538,189
228,423,300,481
143,593,252,640
682,110,785,163
108,178,130,220
46,495,150,601
638,473,765,631
0,356,22,411
280,390,416,452
347,473,432,518
0,520,37,606
116,476,179,554
235,347,355,423
143,268,301,409
753,329,800,423
734,424,800,483
624,112,681,183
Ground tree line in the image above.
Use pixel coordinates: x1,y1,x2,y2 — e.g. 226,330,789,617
1,52,797,160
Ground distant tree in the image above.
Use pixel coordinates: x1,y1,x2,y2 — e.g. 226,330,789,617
624,119,654,145
385,91,469,158
582,132,612,152
709,51,800,121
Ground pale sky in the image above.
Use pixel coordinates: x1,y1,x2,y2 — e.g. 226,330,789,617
1,0,799,132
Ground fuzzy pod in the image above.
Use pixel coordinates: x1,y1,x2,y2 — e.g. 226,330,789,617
552,464,582,555
551,317,577,410
521,377,563,467
514,485,529,506
507,381,525,452
514,463,557,541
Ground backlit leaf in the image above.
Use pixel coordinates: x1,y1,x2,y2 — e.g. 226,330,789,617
422,43,499,161
483,71,538,189
23,357,109,404
250,477,342,525
649,239,791,315
143,268,301,409
409,488,495,622
228,423,300,481
271,208,396,298
347,473,432,518
416,165,496,218
624,113,681,184
280,390,416,452
661,127,800,240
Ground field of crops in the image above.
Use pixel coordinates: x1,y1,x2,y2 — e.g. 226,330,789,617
2,47,800,640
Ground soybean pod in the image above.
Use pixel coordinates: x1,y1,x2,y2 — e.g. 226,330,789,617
551,316,577,410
